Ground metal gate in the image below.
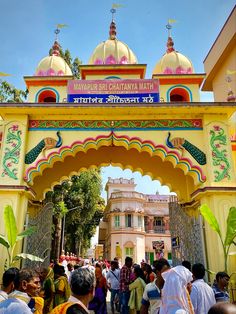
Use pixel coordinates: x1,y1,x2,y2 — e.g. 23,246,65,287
169,197,206,267
24,202,53,268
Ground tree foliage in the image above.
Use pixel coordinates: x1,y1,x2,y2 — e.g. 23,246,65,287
0,80,28,103
47,170,105,259
49,47,82,79
64,171,105,255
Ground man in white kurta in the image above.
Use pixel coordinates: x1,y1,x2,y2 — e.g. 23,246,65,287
190,263,216,314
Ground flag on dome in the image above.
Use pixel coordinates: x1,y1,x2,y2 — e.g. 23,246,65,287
0,72,11,76
168,19,177,24
112,3,124,9
56,24,68,29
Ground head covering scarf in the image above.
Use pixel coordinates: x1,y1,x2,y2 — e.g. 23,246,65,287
159,265,194,314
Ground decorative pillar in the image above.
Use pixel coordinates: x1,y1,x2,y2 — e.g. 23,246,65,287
194,114,236,275
0,114,32,275
163,216,170,232
148,216,154,232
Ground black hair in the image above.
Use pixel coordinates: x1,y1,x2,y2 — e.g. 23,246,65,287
153,258,170,272
208,303,236,314
216,271,230,282
182,260,192,271
70,268,95,296
192,263,205,279
111,260,118,267
145,264,153,274
125,256,133,264
14,269,38,289
53,264,65,276
134,266,145,280
2,267,19,288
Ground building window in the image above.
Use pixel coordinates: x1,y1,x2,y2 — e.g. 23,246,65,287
144,216,148,226
125,247,133,258
138,216,142,227
114,215,120,228
125,214,132,227
154,217,163,226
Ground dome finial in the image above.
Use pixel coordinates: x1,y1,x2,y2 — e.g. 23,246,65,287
110,7,117,39
165,19,177,53
52,24,68,56
51,25,61,56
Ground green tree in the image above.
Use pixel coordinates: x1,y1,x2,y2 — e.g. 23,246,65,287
46,185,68,261
49,47,82,79
0,80,28,102
64,170,105,256
46,170,104,260
0,205,43,269
199,204,236,273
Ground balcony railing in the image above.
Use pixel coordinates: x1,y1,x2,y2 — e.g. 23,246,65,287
112,225,145,232
145,226,169,234
110,191,146,200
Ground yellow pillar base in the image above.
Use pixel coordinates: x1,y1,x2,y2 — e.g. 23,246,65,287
197,189,236,278
0,188,31,276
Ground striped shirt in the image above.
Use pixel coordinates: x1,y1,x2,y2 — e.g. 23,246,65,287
141,281,161,314
212,283,230,303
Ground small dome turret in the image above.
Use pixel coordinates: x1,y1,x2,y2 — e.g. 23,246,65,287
153,36,194,75
88,19,137,65
35,40,72,76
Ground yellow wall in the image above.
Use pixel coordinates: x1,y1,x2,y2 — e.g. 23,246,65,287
212,45,236,101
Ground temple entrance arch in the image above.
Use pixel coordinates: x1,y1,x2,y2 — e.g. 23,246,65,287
0,103,235,276
25,132,205,201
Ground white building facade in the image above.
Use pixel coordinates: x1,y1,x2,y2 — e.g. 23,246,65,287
99,178,172,265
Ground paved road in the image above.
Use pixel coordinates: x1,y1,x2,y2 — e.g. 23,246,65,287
106,290,112,314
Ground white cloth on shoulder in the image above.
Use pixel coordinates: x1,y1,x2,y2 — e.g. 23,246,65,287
159,265,193,314
0,298,32,314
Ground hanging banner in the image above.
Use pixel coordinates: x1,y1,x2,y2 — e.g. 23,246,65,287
67,79,159,104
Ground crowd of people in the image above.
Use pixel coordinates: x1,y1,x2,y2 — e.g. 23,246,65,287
0,257,235,314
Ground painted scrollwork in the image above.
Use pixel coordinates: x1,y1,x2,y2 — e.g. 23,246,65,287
1,125,22,180
210,125,231,182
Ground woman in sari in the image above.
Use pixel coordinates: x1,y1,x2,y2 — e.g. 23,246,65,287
128,266,146,314
41,267,55,314
54,264,70,307
88,264,107,314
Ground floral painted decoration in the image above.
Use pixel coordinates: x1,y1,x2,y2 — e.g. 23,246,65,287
1,125,22,180
210,125,231,182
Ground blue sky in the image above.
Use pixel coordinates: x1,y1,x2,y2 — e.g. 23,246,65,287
0,0,235,196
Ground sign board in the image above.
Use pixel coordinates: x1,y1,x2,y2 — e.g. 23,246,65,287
152,240,164,250
67,79,159,104
172,236,180,248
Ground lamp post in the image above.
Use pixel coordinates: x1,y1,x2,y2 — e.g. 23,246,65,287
60,205,80,254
